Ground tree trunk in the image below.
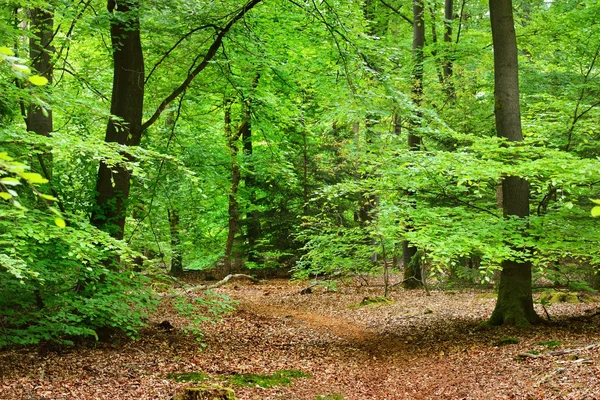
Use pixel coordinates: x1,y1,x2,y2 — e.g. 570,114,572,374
443,0,455,98
224,99,243,274
168,209,183,276
242,80,261,264
90,0,144,240
488,0,539,326
402,0,425,289
27,8,53,138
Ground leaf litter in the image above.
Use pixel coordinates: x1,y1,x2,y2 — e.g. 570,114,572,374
1,277,600,399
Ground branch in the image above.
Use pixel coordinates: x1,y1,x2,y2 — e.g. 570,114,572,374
144,24,220,85
378,0,413,25
140,0,263,132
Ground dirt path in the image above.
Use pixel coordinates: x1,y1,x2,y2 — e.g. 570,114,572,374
1,279,600,399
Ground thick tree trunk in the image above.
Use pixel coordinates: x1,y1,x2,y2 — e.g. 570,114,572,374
27,8,53,138
90,0,144,239
402,0,425,289
488,0,539,326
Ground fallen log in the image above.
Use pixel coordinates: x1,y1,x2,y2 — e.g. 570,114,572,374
185,274,259,293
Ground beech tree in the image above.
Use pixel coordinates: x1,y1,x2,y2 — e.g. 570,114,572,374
487,0,539,325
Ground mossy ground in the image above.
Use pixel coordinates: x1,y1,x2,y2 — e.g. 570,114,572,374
228,370,311,388
349,296,394,308
168,369,311,389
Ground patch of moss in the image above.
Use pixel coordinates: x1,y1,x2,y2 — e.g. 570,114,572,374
476,293,497,299
538,340,561,349
495,337,520,346
316,394,344,400
350,296,394,308
174,384,236,400
167,372,208,383
539,291,580,304
228,370,311,388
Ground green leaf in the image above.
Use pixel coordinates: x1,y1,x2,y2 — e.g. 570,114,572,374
54,218,66,228
591,206,600,217
39,193,57,201
0,192,12,200
20,172,48,184
0,177,20,186
590,199,600,205
11,64,30,73
0,47,14,56
28,75,48,86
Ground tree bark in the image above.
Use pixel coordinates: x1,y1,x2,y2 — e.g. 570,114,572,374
27,8,53,138
168,209,183,276
402,0,424,289
224,99,243,274
242,77,261,264
90,0,144,239
443,0,455,98
488,0,540,326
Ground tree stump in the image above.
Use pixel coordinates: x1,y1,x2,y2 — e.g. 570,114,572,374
174,385,237,400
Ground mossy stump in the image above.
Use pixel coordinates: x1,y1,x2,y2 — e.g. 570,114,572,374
174,385,237,400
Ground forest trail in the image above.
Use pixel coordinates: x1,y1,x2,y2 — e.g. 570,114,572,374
2,279,600,399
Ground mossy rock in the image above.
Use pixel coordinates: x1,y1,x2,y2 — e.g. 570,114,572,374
539,291,584,304
174,384,237,400
350,296,394,308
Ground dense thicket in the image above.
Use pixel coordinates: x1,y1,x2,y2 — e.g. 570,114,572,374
1,0,599,344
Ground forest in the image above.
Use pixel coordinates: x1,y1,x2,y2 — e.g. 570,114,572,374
1,0,600,398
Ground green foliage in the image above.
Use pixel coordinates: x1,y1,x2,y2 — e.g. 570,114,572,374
0,210,158,345
173,290,236,341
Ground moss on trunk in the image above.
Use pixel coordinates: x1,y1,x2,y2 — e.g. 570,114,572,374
489,260,541,327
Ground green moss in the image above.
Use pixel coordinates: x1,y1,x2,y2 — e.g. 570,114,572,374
173,384,237,400
539,291,580,304
167,372,208,382
228,370,311,388
476,293,497,299
350,296,394,308
316,394,344,400
538,340,561,349
495,337,520,346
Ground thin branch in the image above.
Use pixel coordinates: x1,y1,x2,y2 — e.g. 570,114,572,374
144,24,220,85
140,0,264,132
378,0,413,24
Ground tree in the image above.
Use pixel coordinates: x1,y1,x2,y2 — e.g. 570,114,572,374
402,0,425,289
90,0,144,239
487,0,540,326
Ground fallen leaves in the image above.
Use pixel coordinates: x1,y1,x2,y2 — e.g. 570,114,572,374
1,277,600,399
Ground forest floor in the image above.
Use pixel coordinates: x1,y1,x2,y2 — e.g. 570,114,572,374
2,275,600,399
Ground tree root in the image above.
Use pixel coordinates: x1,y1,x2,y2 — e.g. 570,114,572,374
519,343,600,359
